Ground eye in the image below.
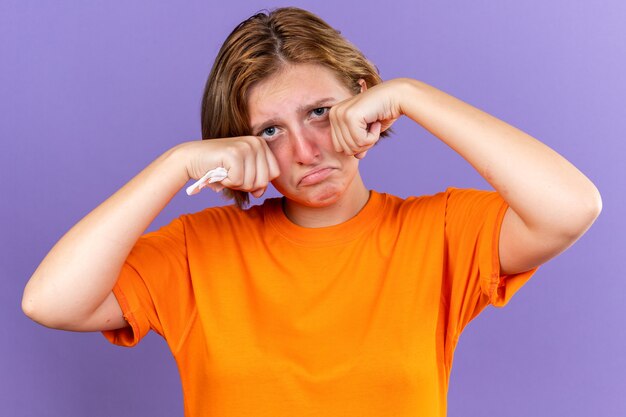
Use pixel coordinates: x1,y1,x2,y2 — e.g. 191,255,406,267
259,126,277,139
311,107,329,117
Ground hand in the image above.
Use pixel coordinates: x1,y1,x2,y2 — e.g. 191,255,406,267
184,136,280,198
329,78,405,159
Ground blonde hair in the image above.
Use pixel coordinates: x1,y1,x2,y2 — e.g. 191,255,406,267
201,7,385,208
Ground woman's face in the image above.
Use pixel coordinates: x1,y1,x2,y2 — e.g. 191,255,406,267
247,63,365,208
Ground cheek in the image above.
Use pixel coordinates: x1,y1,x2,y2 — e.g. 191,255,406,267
268,142,291,170
340,155,361,185
344,158,360,180
314,124,334,148
266,142,292,191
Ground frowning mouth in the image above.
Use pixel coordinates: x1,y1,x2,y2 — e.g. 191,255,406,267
298,167,334,186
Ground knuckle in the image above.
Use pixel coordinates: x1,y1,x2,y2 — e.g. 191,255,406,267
343,106,357,120
238,141,255,152
224,145,242,159
229,172,244,187
240,136,255,147
356,137,370,149
251,135,265,145
247,177,261,190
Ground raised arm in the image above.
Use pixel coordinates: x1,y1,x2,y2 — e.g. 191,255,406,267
329,78,602,275
22,137,279,331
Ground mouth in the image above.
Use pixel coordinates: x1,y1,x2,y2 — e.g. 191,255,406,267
298,167,335,186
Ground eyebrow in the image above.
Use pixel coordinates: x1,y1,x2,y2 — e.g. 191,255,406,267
250,97,338,133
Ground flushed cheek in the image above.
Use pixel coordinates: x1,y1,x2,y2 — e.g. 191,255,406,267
273,160,298,190
270,172,299,198
312,129,334,150
265,143,291,174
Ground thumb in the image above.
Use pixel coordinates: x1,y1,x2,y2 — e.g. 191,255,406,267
366,121,382,144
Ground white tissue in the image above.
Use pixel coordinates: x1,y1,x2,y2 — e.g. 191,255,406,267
185,167,228,196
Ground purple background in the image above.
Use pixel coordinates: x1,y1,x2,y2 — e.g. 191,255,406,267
2,1,624,415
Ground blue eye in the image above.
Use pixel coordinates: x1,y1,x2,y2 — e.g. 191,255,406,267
261,126,276,137
312,107,328,117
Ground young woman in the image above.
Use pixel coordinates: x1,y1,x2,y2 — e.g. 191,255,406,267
22,7,601,417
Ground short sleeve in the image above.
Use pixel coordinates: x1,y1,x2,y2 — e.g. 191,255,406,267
443,187,538,338
102,217,194,348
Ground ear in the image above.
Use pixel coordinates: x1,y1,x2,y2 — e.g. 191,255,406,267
358,79,367,93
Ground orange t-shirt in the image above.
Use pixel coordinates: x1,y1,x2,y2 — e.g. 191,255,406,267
103,188,537,417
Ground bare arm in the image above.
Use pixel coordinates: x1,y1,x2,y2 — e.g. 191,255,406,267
329,78,602,274
22,137,279,331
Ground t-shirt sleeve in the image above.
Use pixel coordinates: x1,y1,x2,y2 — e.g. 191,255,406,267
442,187,538,341
101,216,194,348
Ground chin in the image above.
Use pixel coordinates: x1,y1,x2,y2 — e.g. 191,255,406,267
305,190,342,207
283,184,345,208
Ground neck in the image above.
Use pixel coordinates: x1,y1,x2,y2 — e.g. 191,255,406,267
282,177,370,228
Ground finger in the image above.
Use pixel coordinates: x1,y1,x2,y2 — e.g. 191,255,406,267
338,116,361,155
207,183,225,193
251,186,267,198
241,146,257,190
331,110,354,155
365,121,382,145
348,117,373,151
253,144,269,192
348,121,379,157
379,118,395,133
263,142,281,180
330,116,341,154
329,107,347,154
220,154,243,190
334,104,364,155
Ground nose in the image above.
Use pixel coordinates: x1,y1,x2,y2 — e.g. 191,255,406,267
290,127,321,165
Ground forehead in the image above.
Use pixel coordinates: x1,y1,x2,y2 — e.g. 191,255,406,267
247,63,353,124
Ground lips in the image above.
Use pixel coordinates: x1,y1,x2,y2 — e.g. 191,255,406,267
298,167,334,186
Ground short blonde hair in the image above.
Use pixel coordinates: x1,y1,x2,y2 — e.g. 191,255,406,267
201,7,385,208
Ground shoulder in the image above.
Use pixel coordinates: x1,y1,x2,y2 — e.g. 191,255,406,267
376,187,502,225
369,189,450,234
443,186,500,202
377,188,451,214
442,187,505,218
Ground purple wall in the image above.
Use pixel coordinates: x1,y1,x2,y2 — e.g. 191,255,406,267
2,0,624,415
